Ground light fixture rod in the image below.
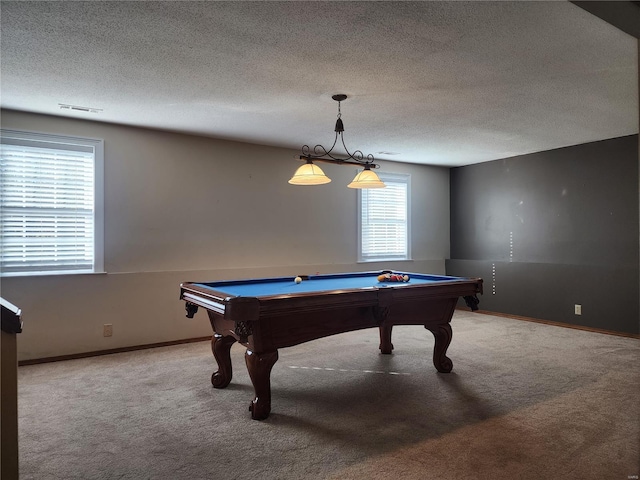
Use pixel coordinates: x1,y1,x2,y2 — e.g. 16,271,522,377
299,94,376,166
297,155,380,169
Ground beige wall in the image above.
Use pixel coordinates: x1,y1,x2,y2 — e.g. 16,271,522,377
0,109,450,361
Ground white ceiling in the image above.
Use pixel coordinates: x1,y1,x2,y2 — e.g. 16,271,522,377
1,1,637,167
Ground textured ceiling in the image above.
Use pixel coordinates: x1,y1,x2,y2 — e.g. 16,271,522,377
1,1,637,167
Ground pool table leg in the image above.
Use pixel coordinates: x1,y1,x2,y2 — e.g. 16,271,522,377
378,325,394,354
245,349,279,420
211,333,236,388
425,323,453,373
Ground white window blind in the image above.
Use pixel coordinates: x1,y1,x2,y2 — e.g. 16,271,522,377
358,172,411,262
0,130,104,275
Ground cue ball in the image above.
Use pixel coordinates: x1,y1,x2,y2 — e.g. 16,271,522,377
295,276,302,284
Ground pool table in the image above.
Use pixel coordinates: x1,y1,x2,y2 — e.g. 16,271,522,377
180,270,482,420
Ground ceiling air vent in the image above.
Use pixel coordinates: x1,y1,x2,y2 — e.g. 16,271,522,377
59,104,102,114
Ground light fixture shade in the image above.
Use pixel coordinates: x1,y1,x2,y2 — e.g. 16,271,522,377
288,162,331,185
347,169,386,189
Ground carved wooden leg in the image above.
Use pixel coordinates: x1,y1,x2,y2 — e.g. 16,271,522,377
378,325,394,354
211,334,236,388
184,302,199,318
425,323,453,373
245,349,279,420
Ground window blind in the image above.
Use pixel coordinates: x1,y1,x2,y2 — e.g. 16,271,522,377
359,174,410,261
0,140,96,274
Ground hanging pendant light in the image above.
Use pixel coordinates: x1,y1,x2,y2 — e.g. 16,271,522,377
288,160,331,185
290,94,386,189
347,164,386,189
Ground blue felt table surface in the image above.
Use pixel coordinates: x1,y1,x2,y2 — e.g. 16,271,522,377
194,272,468,298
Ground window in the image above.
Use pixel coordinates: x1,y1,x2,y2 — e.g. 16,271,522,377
358,172,411,262
0,129,104,275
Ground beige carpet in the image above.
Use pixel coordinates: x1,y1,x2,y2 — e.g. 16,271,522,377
17,311,640,479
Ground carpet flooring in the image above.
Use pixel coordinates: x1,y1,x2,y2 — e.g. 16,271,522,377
17,311,640,479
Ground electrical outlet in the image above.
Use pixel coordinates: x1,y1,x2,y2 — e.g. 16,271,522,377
574,304,582,316
103,324,113,337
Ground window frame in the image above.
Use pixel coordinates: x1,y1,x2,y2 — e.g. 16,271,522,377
357,171,411,263
0,128,104,277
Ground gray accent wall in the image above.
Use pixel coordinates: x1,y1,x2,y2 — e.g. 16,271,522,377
447,135,639,334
